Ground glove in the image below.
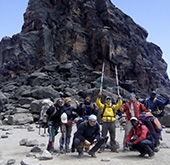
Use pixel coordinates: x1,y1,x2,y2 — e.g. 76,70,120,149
67,120,72,126
127,141,134,146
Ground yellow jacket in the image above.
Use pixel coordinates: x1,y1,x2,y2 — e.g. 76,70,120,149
96,97,122,121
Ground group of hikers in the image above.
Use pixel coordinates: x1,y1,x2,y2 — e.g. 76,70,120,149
39,90,169,158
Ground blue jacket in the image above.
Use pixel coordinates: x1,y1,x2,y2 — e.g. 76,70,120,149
141,97,169,112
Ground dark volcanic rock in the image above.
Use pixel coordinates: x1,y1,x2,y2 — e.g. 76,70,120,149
0,0,169,124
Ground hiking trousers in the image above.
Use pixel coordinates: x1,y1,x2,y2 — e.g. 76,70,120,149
48,124,60,142
101,121,116,149
60,124,72,149
123,120,132,148
74,137,105,153
131,139,154,155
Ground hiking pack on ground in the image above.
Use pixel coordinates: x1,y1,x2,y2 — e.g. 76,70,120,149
139,112,162,146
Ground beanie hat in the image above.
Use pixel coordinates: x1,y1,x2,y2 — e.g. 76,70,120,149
88,114,97,121
129,93,136,98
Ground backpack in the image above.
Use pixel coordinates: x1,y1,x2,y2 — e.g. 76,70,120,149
39,104,49,127
139,112,162,141
39,99,54,127
144,97,165,117
153,97,165,117
101,104,115,118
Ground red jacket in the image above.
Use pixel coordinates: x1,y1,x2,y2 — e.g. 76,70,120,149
122,101,147,120
126,123,149,144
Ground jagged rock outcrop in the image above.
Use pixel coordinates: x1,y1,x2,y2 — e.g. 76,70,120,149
0,0,169,125
0,0,169,94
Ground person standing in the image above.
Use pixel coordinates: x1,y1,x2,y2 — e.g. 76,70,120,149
126,117,155,158
59,97,78,153
140,91,169,120
96,92,122,153
77,96,97,127
46,99,63,152
121,93,148,151
73,114,105,158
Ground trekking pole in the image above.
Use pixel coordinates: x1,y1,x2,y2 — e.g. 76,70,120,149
61,124,66,154
100,62,105,93
38,122,41,135
115,65,120,95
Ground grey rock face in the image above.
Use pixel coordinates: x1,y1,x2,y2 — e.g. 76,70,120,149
0,92,8,112
0,0,169,126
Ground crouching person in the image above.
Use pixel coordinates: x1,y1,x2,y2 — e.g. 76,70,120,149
126,117,155,158
72,114,105,158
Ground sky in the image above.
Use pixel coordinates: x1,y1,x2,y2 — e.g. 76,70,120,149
0,0,169,78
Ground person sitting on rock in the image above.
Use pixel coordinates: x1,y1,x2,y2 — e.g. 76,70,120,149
126,117,155,158
46,98,63,152
72,114,105,158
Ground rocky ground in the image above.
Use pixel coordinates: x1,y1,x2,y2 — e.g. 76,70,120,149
0,122,170,165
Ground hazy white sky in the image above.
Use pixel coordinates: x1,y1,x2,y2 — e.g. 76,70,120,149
0,0,169,77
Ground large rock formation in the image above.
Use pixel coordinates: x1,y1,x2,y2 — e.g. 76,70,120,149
0,0,169,125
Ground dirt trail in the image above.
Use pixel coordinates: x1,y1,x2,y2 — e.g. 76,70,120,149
0,123,170,165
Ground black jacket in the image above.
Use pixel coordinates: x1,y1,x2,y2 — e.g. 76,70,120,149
61,104,78,121
74,121,101,143
46,104,62,124
78,102,97,119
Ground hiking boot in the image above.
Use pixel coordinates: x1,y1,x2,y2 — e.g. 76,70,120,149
111,149,119,153
123,147,129,152
85,148,89,152
47,146,57,153
78,151,84,158
71,147,75,153
138,152,147,157
98,148,104,153
60,148,64,154
88,151,97,158
148,151,155,158
145,146,155,158
154,147,159,152
66,148,71,153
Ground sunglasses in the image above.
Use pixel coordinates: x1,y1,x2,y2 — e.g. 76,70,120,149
89,120,96,123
